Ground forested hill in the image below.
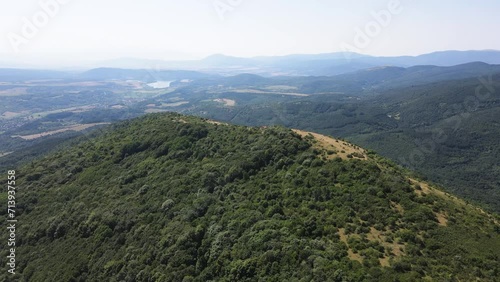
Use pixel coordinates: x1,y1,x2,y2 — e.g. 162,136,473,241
1,113,499,281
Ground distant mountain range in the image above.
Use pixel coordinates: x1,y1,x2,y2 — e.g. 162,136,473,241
90,50,500,76
1,50,500,77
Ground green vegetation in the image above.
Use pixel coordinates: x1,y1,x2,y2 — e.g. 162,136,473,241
1,113,499,281
189,74,500,212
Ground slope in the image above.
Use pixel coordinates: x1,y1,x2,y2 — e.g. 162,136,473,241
192,72,500,212
0,113,499,281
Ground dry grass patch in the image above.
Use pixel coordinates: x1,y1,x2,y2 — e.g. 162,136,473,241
12,123,110,140
231,89,309,96
338,227,405,266
379,257,390,267
436,212,448,226
145,109,169,113
338,228,363,263
293,130,367,160
367,227,406,257
1,111,24,119
390,201,404,214
206,120,229,126
367,227,383,241
0,87,28,96
213,98,236,107
409,178,499,226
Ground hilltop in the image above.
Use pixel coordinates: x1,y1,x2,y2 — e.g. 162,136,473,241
1,113,499,281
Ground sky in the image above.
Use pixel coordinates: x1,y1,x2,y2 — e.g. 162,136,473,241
1,0,500,66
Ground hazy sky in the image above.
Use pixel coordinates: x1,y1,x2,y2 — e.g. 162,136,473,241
1,0,499,64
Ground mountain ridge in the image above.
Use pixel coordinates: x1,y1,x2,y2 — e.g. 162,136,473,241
3,50,500,76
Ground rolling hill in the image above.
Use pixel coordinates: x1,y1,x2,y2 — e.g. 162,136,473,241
1,113,498,281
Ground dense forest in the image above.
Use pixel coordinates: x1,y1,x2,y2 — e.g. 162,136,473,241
1,113,499,281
